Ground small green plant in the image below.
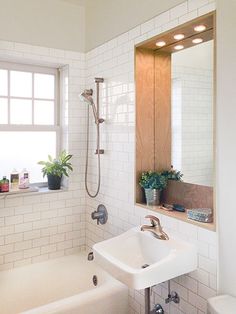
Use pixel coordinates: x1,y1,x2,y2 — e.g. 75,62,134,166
38,150,73,178
161,166,183,181
139,171,167,190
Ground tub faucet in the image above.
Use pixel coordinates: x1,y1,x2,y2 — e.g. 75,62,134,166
91,204,108,225
141,215,169,240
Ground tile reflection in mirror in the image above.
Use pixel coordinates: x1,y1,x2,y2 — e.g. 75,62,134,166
171,40,214,187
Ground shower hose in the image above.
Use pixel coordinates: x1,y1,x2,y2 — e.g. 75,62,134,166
85,105,101,198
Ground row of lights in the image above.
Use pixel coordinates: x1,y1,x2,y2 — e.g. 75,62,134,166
156,24,206,50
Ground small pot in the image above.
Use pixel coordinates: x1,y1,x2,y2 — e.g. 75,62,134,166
47,174,62,190
144,188,161,206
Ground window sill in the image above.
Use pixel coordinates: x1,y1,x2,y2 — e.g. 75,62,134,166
0,186,68,199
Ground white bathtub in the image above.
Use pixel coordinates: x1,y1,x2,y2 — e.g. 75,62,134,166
0,252,128,314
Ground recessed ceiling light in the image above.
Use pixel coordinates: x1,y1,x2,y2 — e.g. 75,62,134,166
156,41,166,47
192,38,203,44
174,34,185,40
194,24,207,32
174,45,184,50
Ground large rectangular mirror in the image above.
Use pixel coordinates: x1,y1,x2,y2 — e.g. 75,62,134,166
135,12,215,206
171,40,214,187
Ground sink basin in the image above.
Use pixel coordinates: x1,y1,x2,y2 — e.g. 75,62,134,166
93,227,197,290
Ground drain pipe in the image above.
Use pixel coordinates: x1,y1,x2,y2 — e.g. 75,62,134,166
144,288,151,314
145,288,164,314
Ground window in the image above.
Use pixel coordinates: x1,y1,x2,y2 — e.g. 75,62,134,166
0,62,60,184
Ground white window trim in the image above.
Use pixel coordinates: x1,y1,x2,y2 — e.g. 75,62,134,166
0,61,61,185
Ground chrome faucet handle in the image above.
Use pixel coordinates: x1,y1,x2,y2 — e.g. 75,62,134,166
145,215,161,227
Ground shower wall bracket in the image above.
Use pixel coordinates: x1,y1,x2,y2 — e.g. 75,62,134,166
95,149,104,155
95,77,104,83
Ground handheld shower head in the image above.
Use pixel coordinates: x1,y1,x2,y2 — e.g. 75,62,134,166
79,89,94,105
79,89,99,124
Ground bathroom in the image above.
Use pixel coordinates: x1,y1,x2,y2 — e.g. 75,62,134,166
0,0,235,313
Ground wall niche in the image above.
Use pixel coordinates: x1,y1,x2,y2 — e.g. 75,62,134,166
135,12,215,230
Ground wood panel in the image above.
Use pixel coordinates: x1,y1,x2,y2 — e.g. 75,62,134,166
162,180,213,210
135,48,155,203
154,52,171,171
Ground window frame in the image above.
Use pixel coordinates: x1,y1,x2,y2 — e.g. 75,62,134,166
0,61,61,185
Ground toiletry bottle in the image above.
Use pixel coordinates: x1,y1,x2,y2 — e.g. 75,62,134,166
1,176,9,192
10,169,19,190
19,168,29,189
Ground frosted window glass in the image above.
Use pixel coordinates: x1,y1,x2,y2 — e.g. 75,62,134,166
10,71,32,97
0,132,56,183
10,99,32,124
0,98,8,124
34,100,54,125
34,73,55,99
0,70,8,96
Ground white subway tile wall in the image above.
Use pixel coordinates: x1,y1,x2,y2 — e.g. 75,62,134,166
172,66,213,186
85,1,217,314
0,43,87,270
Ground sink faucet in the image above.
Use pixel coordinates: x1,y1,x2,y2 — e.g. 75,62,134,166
141,215,169,240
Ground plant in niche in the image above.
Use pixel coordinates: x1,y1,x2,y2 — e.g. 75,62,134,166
139,171,167,191
38,150,73,190
161,166,183,181
139,167,182,206
139,171,167,206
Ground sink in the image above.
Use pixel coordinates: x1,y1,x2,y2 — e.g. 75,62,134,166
93,227,197,290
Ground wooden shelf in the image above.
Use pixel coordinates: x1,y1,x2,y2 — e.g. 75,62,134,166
136,202,216,232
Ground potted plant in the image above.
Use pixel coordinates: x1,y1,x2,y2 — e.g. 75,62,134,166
139,171,167,206
161,166,183,181
38,150,73,190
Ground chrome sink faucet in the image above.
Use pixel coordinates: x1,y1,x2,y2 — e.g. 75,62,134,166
141,215,169,240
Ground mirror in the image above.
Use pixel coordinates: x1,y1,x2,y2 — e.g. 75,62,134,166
135,12,215,204
171,41,214,187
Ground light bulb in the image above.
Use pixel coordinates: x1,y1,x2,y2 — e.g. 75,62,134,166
194,25,207,32
174,45,184,50
174,34,185,40
192,38,203,44
156,41,166,47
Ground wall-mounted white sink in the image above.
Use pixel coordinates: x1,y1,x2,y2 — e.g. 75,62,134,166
93,227,197,290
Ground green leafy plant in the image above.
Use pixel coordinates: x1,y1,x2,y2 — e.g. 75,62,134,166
38,150,73,178
139,171,167,190
161,166,183,181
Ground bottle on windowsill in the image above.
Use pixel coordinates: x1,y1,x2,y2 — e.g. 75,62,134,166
19,168,29,189
1,176,9,193
10,169,19,190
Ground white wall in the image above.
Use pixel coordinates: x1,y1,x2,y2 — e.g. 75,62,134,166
85,0,185,51
216,0,236,296
0,0,85,52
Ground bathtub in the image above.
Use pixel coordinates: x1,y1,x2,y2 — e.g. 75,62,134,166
0,252,128,314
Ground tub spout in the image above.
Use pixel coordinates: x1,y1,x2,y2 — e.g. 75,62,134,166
88,252,94,261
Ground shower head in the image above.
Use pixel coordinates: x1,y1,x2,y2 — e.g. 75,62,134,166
79,88,99,124
79,89,94,106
